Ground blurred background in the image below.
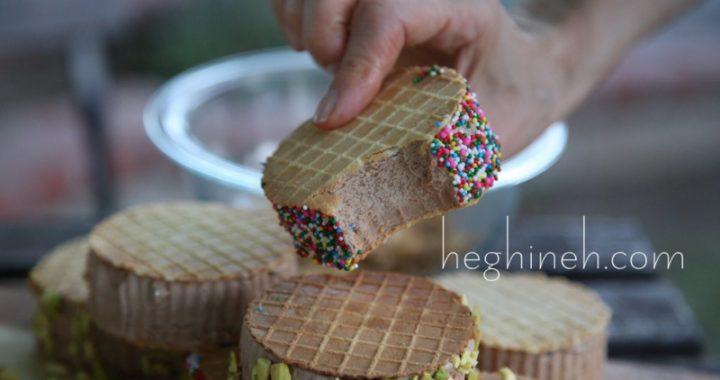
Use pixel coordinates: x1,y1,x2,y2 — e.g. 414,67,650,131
0,0,718,376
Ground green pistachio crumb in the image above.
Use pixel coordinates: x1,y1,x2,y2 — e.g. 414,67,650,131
468,369,480,380
228,351,240,380
41,291,63,313
499,367,516,380
0,367,19,380
433,368,448,380
270,363,291,380
252,358,271,380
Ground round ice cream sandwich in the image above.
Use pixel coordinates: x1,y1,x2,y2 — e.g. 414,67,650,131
29,236,238,379
241,271,482,380
435,272,610,380
87,202,298,350
263,66,501,271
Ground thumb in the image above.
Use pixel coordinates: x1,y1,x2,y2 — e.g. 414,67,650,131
313,2,404,129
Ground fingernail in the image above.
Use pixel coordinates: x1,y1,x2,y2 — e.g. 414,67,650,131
314,88,337,124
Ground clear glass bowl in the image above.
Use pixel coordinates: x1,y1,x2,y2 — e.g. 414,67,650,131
144,48,567,248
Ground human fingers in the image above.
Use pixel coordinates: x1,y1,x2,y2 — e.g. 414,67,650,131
301,0,356,71
312,0,405,128
282,0,305,50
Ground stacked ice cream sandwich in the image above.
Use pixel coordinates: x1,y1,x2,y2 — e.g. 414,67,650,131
258,64,610,379
241,271,479,379
28,65,612,380
30,202,298,379
240,271,532,380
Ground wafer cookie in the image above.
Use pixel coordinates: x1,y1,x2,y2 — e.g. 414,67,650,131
435,272,610,380
241,271,481,380
87,202,298,350
29,236,236,379
263,66,501,271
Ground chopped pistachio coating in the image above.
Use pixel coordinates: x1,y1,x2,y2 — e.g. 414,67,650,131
270,363,291,380
0,368,19,380
228,351,240,380
41,291,63,313
252,358,271,380
499,367,517,380
434,368,448,380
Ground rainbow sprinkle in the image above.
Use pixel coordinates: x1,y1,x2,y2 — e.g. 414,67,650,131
274,204,359,271
429,86,501,203
413,64,444,84
185,353,207,380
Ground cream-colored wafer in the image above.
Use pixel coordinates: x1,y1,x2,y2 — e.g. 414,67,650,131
29,236,235,379
263,66,501,271
241,271,482,380
435,272,611,380
87,202,298,350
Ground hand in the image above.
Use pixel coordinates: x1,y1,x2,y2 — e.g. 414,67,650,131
271,0,697,157
271,0,561,156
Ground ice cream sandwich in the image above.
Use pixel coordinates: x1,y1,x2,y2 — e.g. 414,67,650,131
240,271,483,380
86,202,298,350
263,66,501,271
29,236,237,379
436,272,610,380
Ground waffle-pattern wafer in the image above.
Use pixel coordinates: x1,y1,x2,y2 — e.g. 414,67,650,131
264,66,501,270
436,272,611,380
90,202,294,281
30,236,88,303
265,68,466,205
87,202,298,350
244,271,475,378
